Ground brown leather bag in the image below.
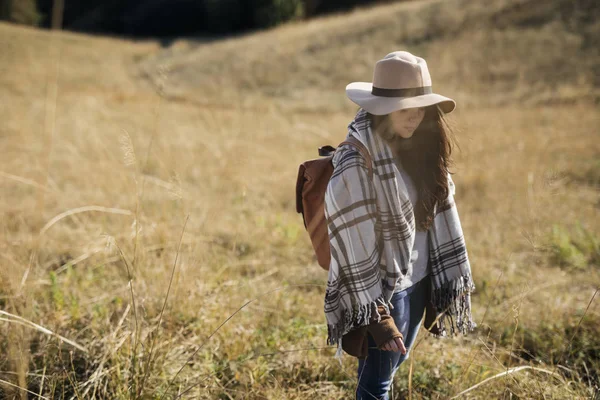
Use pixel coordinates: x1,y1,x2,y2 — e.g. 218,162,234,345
295,136,373,270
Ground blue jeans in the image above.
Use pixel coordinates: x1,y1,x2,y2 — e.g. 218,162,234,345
355,276,429,400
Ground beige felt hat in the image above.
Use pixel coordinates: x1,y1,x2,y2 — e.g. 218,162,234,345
346,51,456,115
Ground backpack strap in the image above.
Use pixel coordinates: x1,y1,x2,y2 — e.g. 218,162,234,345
338,136,374,180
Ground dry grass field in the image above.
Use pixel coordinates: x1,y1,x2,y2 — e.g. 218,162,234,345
1,0,599,398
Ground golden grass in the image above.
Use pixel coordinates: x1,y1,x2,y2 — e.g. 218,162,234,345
1,0,599,398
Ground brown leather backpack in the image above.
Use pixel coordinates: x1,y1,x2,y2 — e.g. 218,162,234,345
295,136,373,270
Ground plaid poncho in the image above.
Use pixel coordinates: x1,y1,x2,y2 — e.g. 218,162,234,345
324,108,475,355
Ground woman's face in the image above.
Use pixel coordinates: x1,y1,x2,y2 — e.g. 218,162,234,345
388,107,426,139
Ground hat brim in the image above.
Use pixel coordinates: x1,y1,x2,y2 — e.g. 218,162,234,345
346,82,456,115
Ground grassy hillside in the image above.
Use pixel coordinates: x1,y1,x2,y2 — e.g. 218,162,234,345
1,0,599,398
139,0,599,112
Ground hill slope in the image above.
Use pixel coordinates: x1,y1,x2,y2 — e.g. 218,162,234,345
139,0,599,113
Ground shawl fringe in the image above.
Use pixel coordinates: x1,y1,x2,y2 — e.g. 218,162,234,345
326,295,391,347
430,275,476,337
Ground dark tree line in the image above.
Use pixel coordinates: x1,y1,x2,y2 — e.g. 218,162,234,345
0,0,397,37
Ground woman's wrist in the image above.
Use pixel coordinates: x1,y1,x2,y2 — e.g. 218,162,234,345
366,305,404,348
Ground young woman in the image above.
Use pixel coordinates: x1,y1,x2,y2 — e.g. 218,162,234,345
323,51,476,400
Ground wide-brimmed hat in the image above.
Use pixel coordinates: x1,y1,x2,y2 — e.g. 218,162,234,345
346,51,456,115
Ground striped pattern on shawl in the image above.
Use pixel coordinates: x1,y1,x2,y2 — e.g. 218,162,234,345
324,107,475,351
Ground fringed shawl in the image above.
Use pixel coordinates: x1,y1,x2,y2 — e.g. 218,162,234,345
324,108,475,357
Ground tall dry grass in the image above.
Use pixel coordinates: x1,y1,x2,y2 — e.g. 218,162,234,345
1,0,599,398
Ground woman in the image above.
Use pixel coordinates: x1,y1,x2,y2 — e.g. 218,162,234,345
323,51,476,400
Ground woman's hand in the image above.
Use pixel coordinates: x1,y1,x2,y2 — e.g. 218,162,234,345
381,336,407,354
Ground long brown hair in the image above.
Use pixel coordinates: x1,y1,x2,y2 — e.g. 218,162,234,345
366,105,458,231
